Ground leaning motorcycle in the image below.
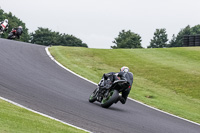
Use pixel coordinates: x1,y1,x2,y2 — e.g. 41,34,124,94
89,78,129,108
0,25,4,35
7,29,17,39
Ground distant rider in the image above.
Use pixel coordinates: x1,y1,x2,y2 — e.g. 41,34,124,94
0,19,9,34
11,26,23,39
99,66,133,104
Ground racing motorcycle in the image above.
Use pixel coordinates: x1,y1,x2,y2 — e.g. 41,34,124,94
89,78,130,108
0,25,4,35
7,29,17,39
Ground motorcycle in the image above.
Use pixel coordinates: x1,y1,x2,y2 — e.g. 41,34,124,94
0,25,4,35
7,29,17,39
89,78,130,108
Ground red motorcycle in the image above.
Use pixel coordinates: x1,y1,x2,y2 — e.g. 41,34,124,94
7,29,17,39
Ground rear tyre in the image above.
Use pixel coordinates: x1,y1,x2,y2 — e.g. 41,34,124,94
101,90,119,108
89,88,98,103
0,28,3,35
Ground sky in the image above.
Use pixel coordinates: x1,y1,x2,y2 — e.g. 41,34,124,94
1,0,200,48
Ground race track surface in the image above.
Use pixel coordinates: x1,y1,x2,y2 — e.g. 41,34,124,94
0,38,199,133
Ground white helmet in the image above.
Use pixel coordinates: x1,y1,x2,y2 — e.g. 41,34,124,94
4,19,8,23
18,26,23,29
120,66,129,73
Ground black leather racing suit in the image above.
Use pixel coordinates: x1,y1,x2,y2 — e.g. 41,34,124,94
12,28,23,39
100,71,133,104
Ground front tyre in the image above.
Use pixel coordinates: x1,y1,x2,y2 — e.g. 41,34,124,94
101,90,119,108
7,33,14,39
89,88,98,103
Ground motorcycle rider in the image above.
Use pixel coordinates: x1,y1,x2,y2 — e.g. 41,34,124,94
10,26,23,39
99,66,133,104
0,19,9,34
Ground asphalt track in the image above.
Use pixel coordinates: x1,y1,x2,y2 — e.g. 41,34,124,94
0,38,199,133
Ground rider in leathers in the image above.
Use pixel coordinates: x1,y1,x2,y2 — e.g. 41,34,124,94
11,26,23,39
99,66,133,104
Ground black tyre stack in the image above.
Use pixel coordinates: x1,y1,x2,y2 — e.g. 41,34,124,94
183,35,189,46
189,35,195,46
183,35,200,47
195,35,200,46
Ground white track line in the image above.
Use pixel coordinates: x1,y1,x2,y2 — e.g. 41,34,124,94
46,47,96,85
46,47,200,126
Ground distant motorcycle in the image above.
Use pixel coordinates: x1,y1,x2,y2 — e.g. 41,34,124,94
7,29,17,39
0,25,5,35
89,78,130,108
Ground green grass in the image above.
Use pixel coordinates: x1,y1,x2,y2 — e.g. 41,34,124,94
49,46,200,123
0,99,87,133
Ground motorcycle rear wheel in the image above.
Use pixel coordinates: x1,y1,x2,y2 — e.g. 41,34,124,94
101,90,119,108
0,28,3,35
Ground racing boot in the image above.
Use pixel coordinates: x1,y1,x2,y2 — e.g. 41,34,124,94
119,96,126,104
115,96,126,104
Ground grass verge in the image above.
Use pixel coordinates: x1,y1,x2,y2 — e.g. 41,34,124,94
0,98,87,133
49,46,200,124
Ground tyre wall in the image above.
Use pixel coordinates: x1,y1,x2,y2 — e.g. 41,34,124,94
183,35,200,46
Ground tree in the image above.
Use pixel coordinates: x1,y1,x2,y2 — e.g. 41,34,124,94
31,28,60,46
0,9,30,42
60,34,88,47
167,34,176,47
31,27,88,47
172,25,191,47
111,30,142,49
190,24,200,35
148,28,168,48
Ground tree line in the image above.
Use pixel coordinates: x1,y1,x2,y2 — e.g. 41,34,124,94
1,8,200,49
31,28,88,47
113,25,200,49
0,9,88,48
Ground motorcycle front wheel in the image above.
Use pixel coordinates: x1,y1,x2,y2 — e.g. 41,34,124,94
89,88,98,103
101,89,119,108
7,33,14,39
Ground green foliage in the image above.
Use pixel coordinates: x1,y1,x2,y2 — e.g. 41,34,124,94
0,9,30,42
31,27,88,47
168,34,176,47
190,25,200,35
111,30,143,49
30,27,61,46
148,28,168,48
61,34,88,47
169,25,191,47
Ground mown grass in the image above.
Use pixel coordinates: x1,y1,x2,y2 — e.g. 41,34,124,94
0,99,87,133
49,46,200,123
